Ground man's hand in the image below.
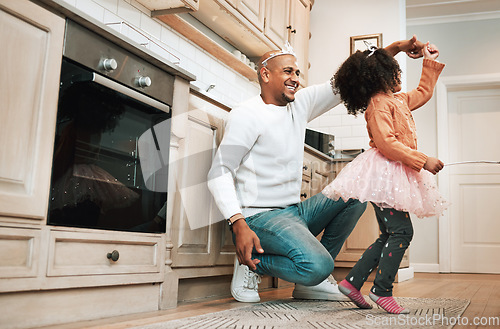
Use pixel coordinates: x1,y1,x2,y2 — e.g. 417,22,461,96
423,157,444,175
232,219,264,270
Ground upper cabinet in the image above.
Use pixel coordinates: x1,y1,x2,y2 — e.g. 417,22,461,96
152,0,312,85
264,0,290,49
289,0,310,84
231,0,266,32
137,0,200,14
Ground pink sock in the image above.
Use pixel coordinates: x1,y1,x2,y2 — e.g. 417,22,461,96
338,280,372,309
369,292,409,314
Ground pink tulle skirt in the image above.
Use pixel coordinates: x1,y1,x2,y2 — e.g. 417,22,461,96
322,148,449,218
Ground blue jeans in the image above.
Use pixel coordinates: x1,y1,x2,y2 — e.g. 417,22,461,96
242,193,366,286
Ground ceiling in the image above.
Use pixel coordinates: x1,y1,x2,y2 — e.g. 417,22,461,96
407,0,500,23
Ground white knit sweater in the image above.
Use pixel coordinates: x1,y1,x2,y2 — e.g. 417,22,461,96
207,81,341,219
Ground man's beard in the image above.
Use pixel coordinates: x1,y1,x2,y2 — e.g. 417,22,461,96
282,93,295,104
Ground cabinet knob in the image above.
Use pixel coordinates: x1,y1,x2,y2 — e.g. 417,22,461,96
300,193,307,198
107,250,120,262
303,165,308,170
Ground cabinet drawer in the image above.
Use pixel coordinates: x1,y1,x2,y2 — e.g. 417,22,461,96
0,227,41,278
302,161,312,177
47,231,162,277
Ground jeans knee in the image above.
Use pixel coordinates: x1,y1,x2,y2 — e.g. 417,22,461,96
295,255,334,286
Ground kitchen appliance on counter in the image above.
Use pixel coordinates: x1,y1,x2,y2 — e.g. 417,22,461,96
48,20,173,233
305,128,335,157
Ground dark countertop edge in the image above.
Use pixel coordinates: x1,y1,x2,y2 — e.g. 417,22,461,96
35,0,196,82
304,144,353,162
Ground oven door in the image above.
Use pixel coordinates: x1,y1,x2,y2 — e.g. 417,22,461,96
48,58,171,233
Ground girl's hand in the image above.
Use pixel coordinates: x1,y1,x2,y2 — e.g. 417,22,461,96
424,157,444,175
423,42,439,60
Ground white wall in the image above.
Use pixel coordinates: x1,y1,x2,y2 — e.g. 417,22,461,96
58,0,260,107
308,0,406,151
406,17,500,269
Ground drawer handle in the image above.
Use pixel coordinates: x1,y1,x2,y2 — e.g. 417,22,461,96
303,165,308,170
300,193,307,198
107,250,120,262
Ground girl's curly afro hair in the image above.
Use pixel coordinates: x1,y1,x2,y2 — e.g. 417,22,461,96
333,48,402,116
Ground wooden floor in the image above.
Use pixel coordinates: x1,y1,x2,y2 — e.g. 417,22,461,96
40,273,500,329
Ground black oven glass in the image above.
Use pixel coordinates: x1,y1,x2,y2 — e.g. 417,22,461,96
48,59,170,233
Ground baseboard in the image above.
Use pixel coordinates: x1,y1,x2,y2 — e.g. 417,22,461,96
410,263,440,273
396,266,414,283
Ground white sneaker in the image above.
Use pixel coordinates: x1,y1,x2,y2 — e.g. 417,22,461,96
292,275,350,301
231,256,261,302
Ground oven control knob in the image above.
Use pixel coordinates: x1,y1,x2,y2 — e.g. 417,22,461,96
136,76,152,88
102,58,118,71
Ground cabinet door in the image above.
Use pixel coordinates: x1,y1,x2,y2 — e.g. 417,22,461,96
170,101,232,268
289,0,310,85
264,0,290,47
236,0,266,31
0,0,64,219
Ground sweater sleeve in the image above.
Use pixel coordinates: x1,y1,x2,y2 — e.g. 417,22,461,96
295,81,342,122
207,106,260,219
366,103,428,172
401,59,445,111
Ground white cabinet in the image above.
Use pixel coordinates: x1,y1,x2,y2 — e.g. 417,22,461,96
233,0,266,31
301,145,335,201
289,0,310,84
170,92,234,278
0,0,64,220
0,1,194,327
264,0,290,48
180,0,312,84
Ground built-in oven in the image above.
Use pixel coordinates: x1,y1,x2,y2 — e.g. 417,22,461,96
48,20,173,233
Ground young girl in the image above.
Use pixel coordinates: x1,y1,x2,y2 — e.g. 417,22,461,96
322,43,449,314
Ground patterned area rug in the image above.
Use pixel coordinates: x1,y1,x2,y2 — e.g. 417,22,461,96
132,297,470,329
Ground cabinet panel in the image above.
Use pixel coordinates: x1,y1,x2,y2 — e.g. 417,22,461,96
0,227,41,278
264,0,290,47
237,0,266,31
289,0,310,84
0,0,64,219
47,230,162,277
171,98,231,268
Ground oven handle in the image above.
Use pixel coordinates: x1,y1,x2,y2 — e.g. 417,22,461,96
92,73,170,113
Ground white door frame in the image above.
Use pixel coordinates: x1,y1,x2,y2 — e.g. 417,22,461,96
436,73,500,273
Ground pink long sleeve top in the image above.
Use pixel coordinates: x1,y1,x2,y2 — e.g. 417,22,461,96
365,59,445,171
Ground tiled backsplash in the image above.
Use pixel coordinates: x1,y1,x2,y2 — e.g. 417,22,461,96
61,0,368,151
61,0,260,107
308,104,370,151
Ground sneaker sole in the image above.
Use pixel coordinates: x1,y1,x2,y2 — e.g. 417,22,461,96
231,289,260,303
292,290,350,301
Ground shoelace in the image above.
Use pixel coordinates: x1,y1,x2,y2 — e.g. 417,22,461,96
325,275,338,286
244,270,261,290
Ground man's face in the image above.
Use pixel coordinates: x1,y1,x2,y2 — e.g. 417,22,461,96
262,55,300,106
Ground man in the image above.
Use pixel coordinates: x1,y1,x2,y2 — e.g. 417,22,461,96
208,37,425,303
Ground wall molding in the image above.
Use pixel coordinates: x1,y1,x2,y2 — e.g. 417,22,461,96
410,263,440,273
407,10,500,26
436,72,500,273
